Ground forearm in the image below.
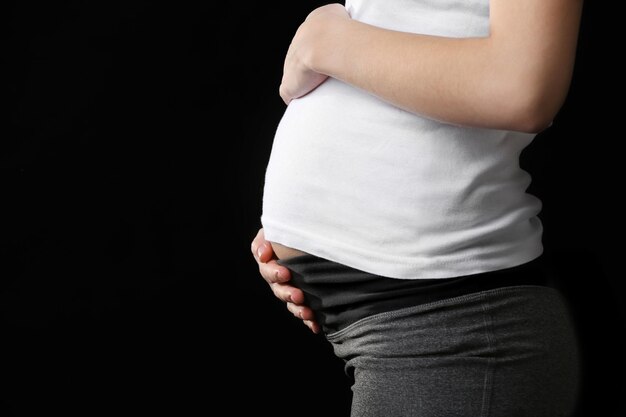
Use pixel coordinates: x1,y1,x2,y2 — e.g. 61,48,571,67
313,27,504,128
310,0,582,133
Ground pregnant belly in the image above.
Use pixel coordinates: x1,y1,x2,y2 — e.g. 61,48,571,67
264,81,355,262
271,242,309,260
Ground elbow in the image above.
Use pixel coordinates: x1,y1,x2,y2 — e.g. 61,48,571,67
508,102,555,134
510,90,561,134
492,71,569,134
498,87,561,134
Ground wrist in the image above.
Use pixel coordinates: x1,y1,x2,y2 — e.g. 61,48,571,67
307,15,354,77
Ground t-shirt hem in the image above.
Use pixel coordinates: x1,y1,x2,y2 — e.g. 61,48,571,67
262,218,544,280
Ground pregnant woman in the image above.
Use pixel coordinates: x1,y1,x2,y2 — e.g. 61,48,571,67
252,1,583,416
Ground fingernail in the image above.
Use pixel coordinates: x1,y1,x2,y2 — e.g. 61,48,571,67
257,246,264,258
286,293,293,303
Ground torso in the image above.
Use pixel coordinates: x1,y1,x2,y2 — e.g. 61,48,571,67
271,242,308,260
261,0,544,279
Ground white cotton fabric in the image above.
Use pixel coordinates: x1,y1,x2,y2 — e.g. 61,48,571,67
261,0,544,279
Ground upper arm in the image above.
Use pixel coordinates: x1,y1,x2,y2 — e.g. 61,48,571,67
489,0,584,131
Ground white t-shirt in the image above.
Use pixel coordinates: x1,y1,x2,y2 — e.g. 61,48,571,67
261,0,544,279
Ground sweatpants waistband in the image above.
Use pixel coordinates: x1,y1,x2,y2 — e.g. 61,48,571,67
278,254,551,333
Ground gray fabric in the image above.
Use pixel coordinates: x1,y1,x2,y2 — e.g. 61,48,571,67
326,285,580,417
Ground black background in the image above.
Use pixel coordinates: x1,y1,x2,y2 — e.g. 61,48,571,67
2,1,624,416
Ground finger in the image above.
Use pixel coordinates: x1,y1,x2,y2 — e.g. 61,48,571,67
251,228,265,261
251,231,276,264
269,282,306,304
259,242,276,264
286,303,316,321
303,320,321,334
259,260,291,284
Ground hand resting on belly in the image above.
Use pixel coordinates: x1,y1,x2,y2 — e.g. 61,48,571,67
251,229,320,334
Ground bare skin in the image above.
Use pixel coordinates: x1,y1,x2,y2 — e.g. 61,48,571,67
254,0,583,332
251,229,320,334
281,1,583,132
271,242,308,261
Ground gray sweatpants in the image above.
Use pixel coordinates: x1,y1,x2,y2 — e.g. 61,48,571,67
326,286,580,417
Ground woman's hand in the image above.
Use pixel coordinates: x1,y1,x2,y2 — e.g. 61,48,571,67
251,229,320,334
279,0,583,132
279,3,350,104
